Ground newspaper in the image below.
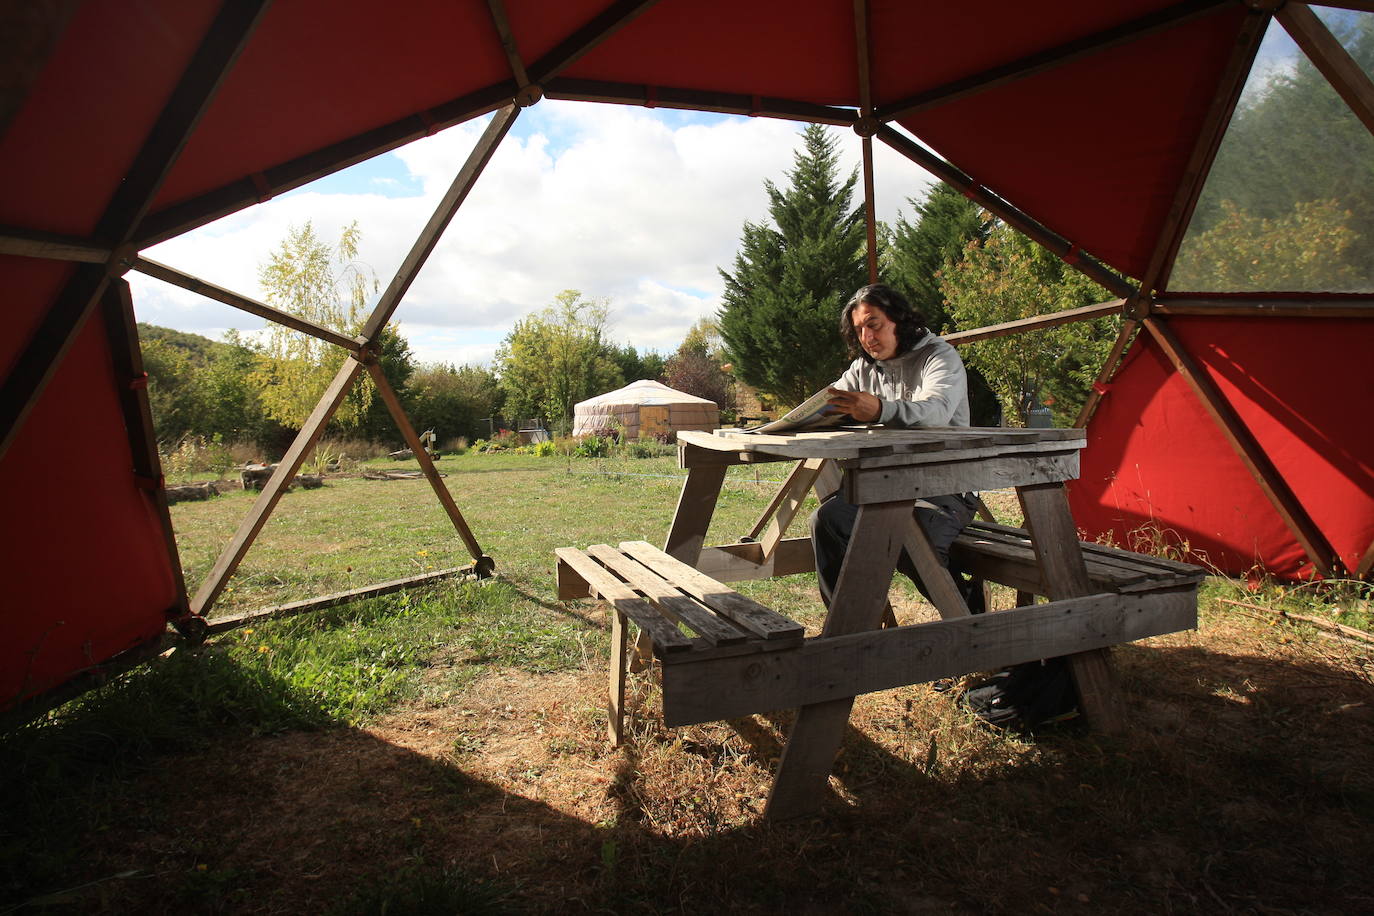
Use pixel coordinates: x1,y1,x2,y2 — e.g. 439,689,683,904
738,386,855,434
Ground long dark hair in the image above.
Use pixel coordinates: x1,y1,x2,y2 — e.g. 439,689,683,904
839,283,929,362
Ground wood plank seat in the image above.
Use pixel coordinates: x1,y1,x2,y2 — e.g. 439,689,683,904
556,540,806,743
950,520,1207,597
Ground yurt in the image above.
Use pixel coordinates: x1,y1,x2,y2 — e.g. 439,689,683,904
572,380,718,440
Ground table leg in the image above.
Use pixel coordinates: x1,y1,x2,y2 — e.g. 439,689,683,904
608,609,627,746
1017,482,1123,733
902,514,970,620
765,500,911,820
664,464,728,565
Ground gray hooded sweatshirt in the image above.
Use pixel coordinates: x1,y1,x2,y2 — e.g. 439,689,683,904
832,331,970,428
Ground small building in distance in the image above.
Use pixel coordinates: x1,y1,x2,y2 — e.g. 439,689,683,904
572,380,718,440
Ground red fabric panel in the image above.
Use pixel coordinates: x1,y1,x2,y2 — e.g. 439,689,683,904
564,0,856,106
1,309,175,709
900,6,1247,280
866,0,1170,106
0,257,77,378
1069,317,1374,580
154,0,512,210
0,0,213,235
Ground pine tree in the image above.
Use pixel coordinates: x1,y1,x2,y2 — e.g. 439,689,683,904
887,181,991,333
718,124,868,406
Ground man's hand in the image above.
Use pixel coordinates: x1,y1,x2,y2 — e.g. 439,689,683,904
826,387,882,423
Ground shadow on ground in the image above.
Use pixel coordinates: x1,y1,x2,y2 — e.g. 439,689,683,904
3,626,1372,914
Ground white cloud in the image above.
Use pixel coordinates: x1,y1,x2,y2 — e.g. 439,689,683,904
128,101,934,364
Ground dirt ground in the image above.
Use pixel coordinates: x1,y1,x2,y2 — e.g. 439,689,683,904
28,596,1371,915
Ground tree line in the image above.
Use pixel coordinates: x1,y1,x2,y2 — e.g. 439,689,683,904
140,226,722,450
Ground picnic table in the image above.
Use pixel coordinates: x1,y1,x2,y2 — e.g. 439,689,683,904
557,426,1203,820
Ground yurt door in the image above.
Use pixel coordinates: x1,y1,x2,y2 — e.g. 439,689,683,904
640,406,670,439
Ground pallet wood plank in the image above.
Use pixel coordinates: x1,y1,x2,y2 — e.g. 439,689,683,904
663,465,728,564
960,526,1153,585
969,520,1201,579
585,544,747,646
760,457,826,559
608,608,627,746
843,437,1084,470
845,451,1080,504
766,500,911,819
618,541,803,640
952,535,1140,590
554,548,693,653
695,538,817,583
903,514,970,620
662,588,1197,727
1019,483,1122,733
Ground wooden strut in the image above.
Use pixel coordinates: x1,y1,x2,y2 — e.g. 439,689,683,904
191,357,367,616
133,256,362,352
1074,316,1141,428
202,566,473,635
874,125,1135,300
944,298,1125,345
1152,296,1374,317
758,457,827,561
366,361,485,562
1278,2,1374,138
190,106,519,617
544,78,857,125
1142,7,1269,295
134,84,514,248
1358,533,1374,582
0,226,107,263
853,0,879,284
362,105,519,340
861,139,878,284
100,279,193,626
1142,316,1341,576
0,0,270,463
524,0,661,86
137,0,658,247
876,0,1232,122
484,0,531,89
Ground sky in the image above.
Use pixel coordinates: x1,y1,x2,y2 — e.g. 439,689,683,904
129,103,937,367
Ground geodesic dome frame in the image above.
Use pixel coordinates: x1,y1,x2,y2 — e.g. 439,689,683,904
2,0,1371,715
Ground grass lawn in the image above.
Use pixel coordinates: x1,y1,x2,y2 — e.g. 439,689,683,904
3,451,1372,914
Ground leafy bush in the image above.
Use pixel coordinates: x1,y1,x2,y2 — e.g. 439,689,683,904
623,437,675,459
532,440,558,458
574,435,610,458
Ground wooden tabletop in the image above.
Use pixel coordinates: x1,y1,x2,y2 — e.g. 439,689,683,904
677,426,1086,465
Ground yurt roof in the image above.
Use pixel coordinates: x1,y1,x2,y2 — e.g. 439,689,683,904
576,379,716,409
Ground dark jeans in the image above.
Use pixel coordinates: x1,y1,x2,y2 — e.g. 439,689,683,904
809,492,978,606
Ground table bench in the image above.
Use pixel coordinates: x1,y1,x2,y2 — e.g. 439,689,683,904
556,541,805,744
556,426,1205,819
558,525,1202,743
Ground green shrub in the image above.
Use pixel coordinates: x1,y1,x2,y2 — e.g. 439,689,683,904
574,435,610,458
623,437,675,459
533,440,558,458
